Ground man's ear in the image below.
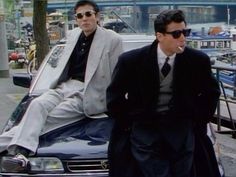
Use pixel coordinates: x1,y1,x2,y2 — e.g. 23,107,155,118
156,32,162,41
96,12,100,25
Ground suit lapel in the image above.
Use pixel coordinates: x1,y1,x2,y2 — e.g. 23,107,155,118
149,41,160,102
84,26,105,87
65,28,82,58
53,28,82,83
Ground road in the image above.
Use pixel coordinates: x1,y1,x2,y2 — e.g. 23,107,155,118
0,68,236,176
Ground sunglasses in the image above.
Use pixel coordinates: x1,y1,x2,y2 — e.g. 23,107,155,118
165,29,191,39
75,10,96,19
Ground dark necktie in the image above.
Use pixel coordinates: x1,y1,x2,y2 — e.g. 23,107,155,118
161,57,171,77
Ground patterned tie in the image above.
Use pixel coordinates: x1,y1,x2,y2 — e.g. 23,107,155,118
161,57,171,77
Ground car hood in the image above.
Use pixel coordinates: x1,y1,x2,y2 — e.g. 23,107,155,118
36,119,113,159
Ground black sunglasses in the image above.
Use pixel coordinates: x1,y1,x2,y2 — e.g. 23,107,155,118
165,29,191,39
75,10,96,19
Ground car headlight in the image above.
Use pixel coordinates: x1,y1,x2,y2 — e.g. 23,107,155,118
29,157,64,173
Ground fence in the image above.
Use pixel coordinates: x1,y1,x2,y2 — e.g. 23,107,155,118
212,64,236,138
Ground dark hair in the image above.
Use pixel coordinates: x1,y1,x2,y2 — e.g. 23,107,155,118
74,0,99,14
154,9,186,33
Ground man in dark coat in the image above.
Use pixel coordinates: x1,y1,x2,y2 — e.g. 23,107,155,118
107,9,221,177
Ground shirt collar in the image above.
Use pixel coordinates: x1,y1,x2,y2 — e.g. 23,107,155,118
80,29,96,42
157,44,176,67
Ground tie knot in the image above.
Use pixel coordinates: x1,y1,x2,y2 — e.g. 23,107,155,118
165,57,170,62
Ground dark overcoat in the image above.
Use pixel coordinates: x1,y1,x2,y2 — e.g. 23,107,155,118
107,40,221,177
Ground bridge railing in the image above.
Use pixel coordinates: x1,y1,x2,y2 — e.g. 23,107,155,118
51,0,236,5
212,64,236,138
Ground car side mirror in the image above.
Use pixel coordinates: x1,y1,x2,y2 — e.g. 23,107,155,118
13,73,32,88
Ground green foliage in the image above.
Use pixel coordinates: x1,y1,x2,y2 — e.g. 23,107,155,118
4,0,15,21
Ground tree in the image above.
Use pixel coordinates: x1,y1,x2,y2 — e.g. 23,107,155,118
5,0,14,20
33,0,49,67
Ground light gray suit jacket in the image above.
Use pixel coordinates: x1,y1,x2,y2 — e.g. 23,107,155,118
58,26,123,117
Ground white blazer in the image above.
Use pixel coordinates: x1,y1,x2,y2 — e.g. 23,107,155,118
58,26,123,117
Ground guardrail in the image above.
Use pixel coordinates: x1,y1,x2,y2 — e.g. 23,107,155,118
212,64,236,138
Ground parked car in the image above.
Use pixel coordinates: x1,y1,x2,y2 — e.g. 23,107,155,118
0,34,224,176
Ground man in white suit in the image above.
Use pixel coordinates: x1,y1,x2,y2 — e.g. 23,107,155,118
0,0,123,171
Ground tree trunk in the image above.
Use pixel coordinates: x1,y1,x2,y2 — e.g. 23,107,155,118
33,0,49,68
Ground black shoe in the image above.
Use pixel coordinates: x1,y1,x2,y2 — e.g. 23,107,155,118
2,153,31,172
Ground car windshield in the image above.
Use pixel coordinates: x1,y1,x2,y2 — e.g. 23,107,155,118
29,45,65,94
29,35,156,94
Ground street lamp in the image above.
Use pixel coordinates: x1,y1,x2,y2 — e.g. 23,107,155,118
133,0,137,30
0,0,10,77
64,0,68,34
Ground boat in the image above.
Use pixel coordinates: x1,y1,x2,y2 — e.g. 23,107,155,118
186,29,236,97
187,31,232,58
219,70,235,86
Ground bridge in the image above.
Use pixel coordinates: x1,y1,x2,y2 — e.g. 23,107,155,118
48,0,236,33
48,0,236,9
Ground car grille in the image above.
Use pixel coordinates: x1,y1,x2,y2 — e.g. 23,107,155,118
65,159,109,173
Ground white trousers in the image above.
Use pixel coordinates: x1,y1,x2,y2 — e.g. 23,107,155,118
0,79,88,155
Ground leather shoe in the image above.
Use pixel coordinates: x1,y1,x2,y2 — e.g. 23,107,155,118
2,153,31,172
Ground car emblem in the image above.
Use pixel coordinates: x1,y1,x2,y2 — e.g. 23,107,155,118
100,160,108,169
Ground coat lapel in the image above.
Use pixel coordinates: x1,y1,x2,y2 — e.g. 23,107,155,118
149,41,160,104
140,41,159,107
84,26,105,87
172,53,187,94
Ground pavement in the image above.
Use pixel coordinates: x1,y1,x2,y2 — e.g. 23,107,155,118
0,68,28,131
0,68,236,176
216,133,236,177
